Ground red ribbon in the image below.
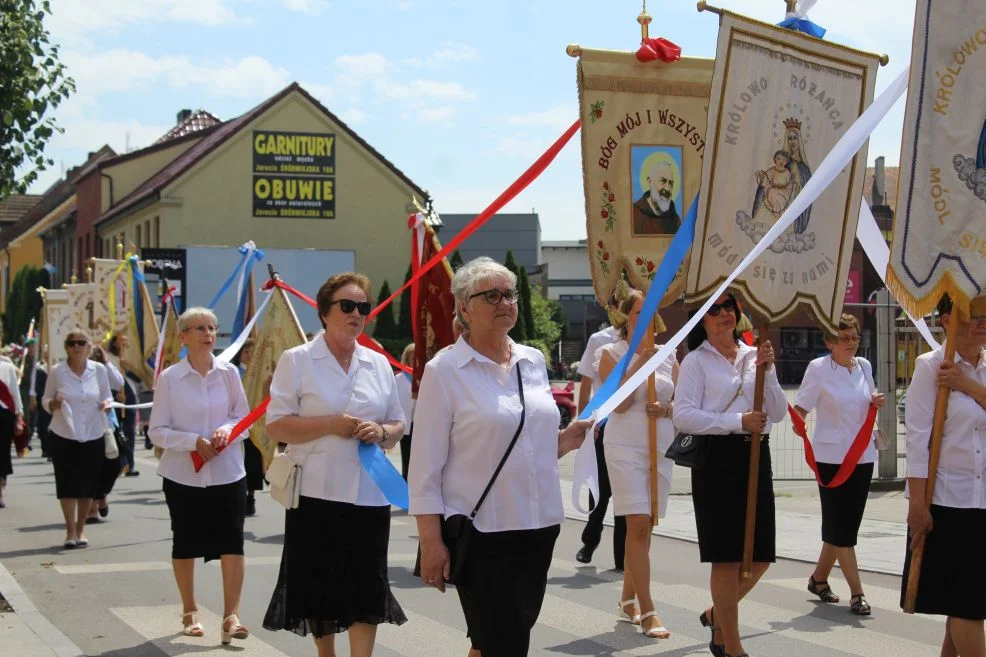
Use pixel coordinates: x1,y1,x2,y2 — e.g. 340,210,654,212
636,37,682,63
368,119,582,320
192,398,271,472
789,403,879,488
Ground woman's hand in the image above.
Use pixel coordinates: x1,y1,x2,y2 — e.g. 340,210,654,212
210,427,231,450
100,399,113,411
49,395,63,412
870,392,886,408
756,340,775,370
645,401,670,418
936,361,971,393
326,414,359,437
419,537,451,593
741,410,767,434
195,436,219,462
353,421,384,444
907,502,933,551
558,418,593,457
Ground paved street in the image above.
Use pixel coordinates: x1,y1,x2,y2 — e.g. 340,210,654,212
0,448,942,657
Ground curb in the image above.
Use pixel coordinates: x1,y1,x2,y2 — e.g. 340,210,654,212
0,559,86,657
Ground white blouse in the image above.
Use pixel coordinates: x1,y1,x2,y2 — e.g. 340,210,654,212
905,345,986,509
673,340,788,435
795,356,878,465
266,334,406,507
42,360,113,442
409,337,563,533
0,360,23,415
577,326,620,390
595,340,676,449
395,371,414,435
149,357,250,487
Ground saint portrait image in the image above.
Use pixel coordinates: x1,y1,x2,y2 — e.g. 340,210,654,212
630,145,684,236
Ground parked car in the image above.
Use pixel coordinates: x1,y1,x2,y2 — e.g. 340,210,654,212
897,392,907,425
551,381,577,429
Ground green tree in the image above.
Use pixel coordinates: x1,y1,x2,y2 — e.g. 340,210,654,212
396,264,413,341
3,265,43,343
0,0,75,199
517,266,534,338
373,280,398,339
503,250,527,342
449,249,464,271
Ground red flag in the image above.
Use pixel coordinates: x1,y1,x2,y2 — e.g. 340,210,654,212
412,222,456,394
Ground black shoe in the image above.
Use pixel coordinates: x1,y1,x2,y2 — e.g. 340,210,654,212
98,505,109,518
125,470,140,477
245,494,256,517
144,439,152,450
576,544,596,564
614,561,624,572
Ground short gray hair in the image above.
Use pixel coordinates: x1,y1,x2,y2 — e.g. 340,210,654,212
450,256,517,305
178,307,219,332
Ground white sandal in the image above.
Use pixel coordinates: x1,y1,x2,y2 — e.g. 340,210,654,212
618,599,641,625
221,613,249,645
181,611,204,637
639,610,671,639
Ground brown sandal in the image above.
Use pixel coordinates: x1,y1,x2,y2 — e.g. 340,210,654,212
808,575,840,603
850,595,872,616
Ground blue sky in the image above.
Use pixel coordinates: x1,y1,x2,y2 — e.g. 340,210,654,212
33,0,916,240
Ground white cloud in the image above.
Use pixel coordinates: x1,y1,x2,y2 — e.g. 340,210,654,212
334,53,391,86
375,79,475,102
402,43,480,69
338,108,367,125
276,0,327,13
493,136,551,160
52,116,171,153
417,107,456,123
506,104,577,129
48,0,247,39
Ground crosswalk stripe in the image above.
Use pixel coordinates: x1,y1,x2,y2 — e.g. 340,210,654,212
764,577,944,623
376,609,470,657
110,604,292,656
54,561,171,574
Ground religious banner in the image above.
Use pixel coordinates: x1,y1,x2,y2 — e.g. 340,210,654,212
41,289,71,368
242,286,306,470
685,11,880,331
91,257,132,336
125,273,160,388
156,299,183,380
888,0,986,317
65,283,97,335
412,220,456,393
577,47,713,305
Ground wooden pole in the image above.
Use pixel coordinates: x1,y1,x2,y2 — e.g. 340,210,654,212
902,315,961,612
742,322,769,577
647,329,659,527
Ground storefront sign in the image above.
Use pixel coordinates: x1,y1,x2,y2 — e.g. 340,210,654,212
252,130,336,219
142,247,187,308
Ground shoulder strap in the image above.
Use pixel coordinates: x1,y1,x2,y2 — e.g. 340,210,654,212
720,350,750,413
470,362,526,519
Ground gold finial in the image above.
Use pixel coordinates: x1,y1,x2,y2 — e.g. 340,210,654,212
565,44,582,57
86,266,93,283
69,272,77,284
696,1,722,16
637,1,652,40
116,241,124,260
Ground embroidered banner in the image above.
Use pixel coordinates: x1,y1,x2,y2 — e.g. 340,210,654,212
65,283,97,334
888,0,986,317
92,257,132,336
155,298,183,383
41,289,71,368
576,46,713,306
242,285,306,470
685,11,880,331
411,219,456,394
125,273,160,388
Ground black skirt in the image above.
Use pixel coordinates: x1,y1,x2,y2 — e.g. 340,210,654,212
691,435,775,563
243,439,265,491
817,461,873,547
263,497,406,637
0,408,14,477
51,434,104,499
901,505,986,620
455,525,560,657
163,477,246,561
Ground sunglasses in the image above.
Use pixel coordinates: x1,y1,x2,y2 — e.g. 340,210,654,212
331,299,372,316
706,299,737,317
65,340,88,347
469,288,519,306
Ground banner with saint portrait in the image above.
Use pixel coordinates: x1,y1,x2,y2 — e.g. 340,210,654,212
685,12,880,331
888,0,986,318
576,47,713,305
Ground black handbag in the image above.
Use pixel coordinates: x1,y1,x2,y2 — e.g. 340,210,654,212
415,364,526,585
666,380,745,469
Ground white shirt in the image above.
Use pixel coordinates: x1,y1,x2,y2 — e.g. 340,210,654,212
395,371,414,435
578,326,620,392
409,337,563,533
107,353,135,394
0,360,23,415
673,340,788,435
595,340,676,448
266,334,406,507
42,360,113,442
149,357,250,487
905,345,986,509
795,356,878,465
104,360,126,391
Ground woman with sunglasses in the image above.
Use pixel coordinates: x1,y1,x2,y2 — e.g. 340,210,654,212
672,293,787,657
149,307,252,644
410,257,591,657
794,313,883,615
263,272,407,657
42,330,114,549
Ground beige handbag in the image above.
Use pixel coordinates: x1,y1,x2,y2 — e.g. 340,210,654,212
266,451,301,509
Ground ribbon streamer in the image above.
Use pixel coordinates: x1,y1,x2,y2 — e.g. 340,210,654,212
191,398,271,473
778,0,826,38
207,242,262,309
217,291,272,364
789,403,878,488
636,37,682,63
358,443,409,509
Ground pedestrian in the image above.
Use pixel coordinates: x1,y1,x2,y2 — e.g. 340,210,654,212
234,338,264,517
262,272,408,657
596,289,675,638
149,307,252,644
29,347,50,459
794,313,884,615
87,345,123,521
574,319,626,570
410,256,590,657
902,293,986,656
672,292,787,657
395,343,414,480
107,333,139,476
42,330,114,549
0,354,25,508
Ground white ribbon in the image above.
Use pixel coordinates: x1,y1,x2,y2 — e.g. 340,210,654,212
216,289,272,364
786,0,817,19
571,66,910,511
110,401,153,410
411,212,426,262
235,240,257,303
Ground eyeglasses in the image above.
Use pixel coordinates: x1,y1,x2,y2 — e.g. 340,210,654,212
65,340,88,347
706,299,737,317
469,288,519,306
331,299,372,316
837,335,861,344
185,325,219,334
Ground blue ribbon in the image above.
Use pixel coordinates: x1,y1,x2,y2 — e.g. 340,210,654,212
358,443,409,509
207,246,263,309
231,252,263,338
106,408,119,430
129,256,146,356
778,16,826,38
579,195,698,421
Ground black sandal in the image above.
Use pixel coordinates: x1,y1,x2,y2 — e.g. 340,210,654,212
700,608,725,657
808,575,840,603
850,595,871,616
